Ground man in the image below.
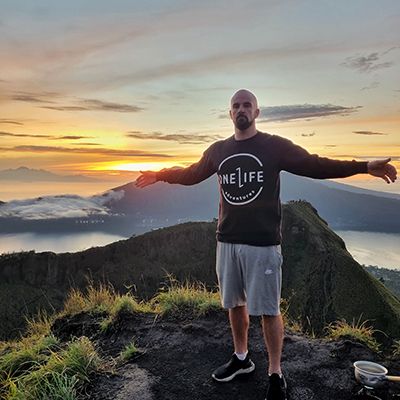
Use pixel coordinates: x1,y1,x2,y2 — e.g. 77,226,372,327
135,89,397,400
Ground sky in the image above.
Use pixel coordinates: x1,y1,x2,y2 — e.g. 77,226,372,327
1,0,399,199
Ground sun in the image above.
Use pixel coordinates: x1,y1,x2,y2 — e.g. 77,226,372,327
83,160,191,173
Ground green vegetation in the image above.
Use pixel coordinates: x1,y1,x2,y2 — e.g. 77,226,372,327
99,294,152,332
151,279,221,316
61,282,153,332
0,336,99,400
0,280,221,399
2,273,397,399
364,266,400,299
325,318,380,352
392,340,400,358
120,341,138,361
62,283,118,316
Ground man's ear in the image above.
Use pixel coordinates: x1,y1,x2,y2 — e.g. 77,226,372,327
255,108,260,118
229,110,233,120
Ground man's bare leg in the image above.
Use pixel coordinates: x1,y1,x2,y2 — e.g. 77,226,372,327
229,305,249,353
262,314,284,374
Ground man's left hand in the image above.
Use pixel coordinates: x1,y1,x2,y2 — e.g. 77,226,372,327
367,158,397,183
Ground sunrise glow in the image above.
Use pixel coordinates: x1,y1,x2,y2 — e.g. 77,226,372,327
1,1,399,199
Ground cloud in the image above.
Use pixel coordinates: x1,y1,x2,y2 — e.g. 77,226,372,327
301,132,316,137
40,106,87,111
41,98,144,113
0,131,97,141
9,90,144,113
0,119,24,126
341,49,396,73
127,131,224,144
0,190,125,220
0,145,172,158
0,131,52,138
324,145,337,148
328,155,400,161
353,131,388,136
51,135,96,140
11,92,57,103
360,81,380,91
71,142,101,146
253,104,361,122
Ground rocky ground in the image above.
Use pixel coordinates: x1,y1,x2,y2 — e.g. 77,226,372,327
52,310,400,400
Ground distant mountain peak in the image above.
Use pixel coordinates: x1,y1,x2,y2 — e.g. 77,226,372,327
0,166,97,183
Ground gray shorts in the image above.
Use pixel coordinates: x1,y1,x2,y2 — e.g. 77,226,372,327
216,241,283,316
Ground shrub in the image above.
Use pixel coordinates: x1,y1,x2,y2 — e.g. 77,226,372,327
325,318,380,352
62,283,116,316
392,339,400,358
152,279,220,316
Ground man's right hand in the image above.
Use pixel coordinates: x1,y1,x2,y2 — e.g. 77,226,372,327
135,170,157,188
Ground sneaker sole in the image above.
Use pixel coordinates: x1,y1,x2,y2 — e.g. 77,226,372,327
211,361,255,382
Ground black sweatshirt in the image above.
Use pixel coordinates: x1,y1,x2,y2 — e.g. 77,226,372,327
156,132,368,246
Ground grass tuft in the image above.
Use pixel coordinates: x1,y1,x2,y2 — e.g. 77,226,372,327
15,370,80,400
152,279,221,316
62,283,116,316
2,336,100,400
392,339,400,358
120,341,138,361
325,317,380,352
0,334,60,379
24,310,54,338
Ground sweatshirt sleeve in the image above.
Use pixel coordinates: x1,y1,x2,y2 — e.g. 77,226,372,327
156,144,218,185
278,137,368,179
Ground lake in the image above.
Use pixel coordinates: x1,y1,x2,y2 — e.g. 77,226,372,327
0,232,126,254
0,230,399,270
334,230,400,270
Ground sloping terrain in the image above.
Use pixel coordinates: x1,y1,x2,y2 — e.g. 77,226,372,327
1,201,400,341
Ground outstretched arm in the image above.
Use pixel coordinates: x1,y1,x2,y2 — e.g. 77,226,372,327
278,137,398,181
135,144,218,188
367,158,397,184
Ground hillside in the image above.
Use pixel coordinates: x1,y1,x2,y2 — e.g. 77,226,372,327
1,201,400,342
365,266,400,298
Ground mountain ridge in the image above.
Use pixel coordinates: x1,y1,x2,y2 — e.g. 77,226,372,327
0,166,98,182
1,201,399,342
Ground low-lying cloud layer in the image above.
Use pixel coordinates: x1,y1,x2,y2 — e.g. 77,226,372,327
0,190,125,220
127,131,224,144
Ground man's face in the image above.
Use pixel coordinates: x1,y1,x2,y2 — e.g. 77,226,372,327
230,91,260,131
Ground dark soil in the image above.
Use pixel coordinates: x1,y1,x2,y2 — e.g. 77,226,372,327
52,311,400,400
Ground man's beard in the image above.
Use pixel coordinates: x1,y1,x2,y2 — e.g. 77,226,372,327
235,115,252,131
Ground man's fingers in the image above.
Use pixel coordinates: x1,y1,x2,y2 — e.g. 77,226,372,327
385,164,397,182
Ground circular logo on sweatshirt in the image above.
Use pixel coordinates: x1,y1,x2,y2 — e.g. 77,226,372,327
218,153,264,205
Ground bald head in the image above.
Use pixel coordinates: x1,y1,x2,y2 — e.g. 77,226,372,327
230,89,258,108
